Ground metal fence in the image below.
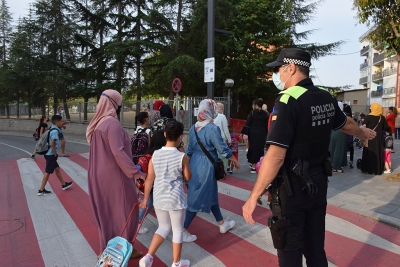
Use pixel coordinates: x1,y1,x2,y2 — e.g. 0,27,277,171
0,97,229,130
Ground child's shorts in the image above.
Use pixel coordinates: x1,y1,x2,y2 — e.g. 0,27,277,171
44,155,59,174
383,150,391,163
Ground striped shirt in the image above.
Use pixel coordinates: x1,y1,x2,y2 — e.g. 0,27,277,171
152,147,187,211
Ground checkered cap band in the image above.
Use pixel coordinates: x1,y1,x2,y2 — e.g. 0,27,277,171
283,58,311,67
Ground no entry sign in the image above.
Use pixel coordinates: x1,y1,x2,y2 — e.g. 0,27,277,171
172,78,182,93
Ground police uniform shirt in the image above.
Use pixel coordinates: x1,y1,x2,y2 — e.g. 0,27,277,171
267,78,347,150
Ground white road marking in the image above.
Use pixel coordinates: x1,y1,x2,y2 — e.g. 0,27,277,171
17,158,97,266
0,142,31,155
58,157,225,267
218,181,400,255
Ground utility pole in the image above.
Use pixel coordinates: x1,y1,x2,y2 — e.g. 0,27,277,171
207,0,214,99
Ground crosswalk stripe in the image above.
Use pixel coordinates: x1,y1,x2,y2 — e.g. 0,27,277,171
217,180,400,255
56,157,225,266
17,158,97,266
13,155,400,267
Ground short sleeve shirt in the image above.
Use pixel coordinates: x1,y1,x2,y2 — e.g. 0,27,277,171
266,78,347,149
45,125,61,156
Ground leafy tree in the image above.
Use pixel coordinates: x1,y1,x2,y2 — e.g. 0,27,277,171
353,0,400,58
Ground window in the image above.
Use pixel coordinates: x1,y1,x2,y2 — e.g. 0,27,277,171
353,100,358,105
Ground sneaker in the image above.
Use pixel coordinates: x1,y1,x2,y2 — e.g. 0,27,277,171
349,161,353,168
250,168,256,174
246,148,248,152
220,220,235,234
171,259,190,267
31,154,35,160
228,170,233,174
182,230,197,242
384,169,392,174
38,188,52,196
139,254,153,267
226,167,230,172
138,227,149,234
62,181,73,190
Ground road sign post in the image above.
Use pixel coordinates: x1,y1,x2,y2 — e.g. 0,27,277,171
172,78,182,118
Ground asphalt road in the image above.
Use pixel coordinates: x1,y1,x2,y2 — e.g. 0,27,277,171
0,135,89,160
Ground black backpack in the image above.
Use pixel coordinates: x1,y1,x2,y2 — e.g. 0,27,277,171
131,128,149,164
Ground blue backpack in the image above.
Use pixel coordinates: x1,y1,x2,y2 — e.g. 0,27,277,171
95,203,148,267
95,237,132,267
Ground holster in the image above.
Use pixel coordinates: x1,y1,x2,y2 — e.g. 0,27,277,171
289,158,318,197
267,185,303,250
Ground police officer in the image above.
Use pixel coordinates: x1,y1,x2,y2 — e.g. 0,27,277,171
242,48,376,267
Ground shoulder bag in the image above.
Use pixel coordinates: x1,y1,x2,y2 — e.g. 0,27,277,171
360,116,381,148
241,110,253,135
194,129,226,180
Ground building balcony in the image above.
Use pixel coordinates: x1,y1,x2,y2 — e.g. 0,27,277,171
360,62,368,69
360,45,370,56
372,72,383,81
371,90,383,97
373,53,384,65
359,76,368,85
383,87,396,96
383,68,397,77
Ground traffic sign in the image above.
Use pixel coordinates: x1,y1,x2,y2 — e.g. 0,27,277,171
204,57,215,83
172,78,182,93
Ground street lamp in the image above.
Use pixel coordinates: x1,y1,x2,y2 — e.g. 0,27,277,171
225,78,234,122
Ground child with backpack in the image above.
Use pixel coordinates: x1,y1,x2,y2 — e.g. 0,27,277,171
37,115,73,196
31,115,49,160
132,112,151,164
227,125,241,174
384,129,394,174
139,121,192,267
136,130,167,234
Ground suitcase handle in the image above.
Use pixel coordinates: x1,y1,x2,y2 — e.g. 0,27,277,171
120,203,149,245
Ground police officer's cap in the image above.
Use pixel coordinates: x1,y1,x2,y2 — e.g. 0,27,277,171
266,48,311,68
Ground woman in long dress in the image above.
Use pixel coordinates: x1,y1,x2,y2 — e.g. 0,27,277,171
361,103,390,175
329,102,348,173
182,99,240,242
86,89,146,258
246,99,269,174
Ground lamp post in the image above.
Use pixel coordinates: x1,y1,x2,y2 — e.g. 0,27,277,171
207,0,215,99
225,78,234,122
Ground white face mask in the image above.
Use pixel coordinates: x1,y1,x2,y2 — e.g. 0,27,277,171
60,110,65,115
272,65,292,91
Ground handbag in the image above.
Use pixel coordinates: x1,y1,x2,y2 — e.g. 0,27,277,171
241,110,253,135
194,129,226,180
360,116,381,148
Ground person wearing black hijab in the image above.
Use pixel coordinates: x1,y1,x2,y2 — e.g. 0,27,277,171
151,104,175,133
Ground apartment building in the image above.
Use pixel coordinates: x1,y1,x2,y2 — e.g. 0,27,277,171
359,29,399,109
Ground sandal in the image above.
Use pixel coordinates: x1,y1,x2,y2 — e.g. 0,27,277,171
130,248,142,259
332,169,345,173
257,195,263,205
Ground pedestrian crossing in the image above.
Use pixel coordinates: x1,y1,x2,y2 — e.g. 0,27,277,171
2,153,400,267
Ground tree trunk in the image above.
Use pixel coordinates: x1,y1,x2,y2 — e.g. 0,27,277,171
116,1,123,93
84,95,89,122
135,0,142,113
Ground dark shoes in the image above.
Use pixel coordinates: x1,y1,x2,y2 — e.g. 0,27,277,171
38,188,52,196
62,181,73,190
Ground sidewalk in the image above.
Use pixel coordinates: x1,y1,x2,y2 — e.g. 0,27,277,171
2,130,400,228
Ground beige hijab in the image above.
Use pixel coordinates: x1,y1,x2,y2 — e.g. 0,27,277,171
86,89,122,144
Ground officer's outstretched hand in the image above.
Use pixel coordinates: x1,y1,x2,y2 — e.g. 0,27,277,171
242,198,257,225
360,124,377,140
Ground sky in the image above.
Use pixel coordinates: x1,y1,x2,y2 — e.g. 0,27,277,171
9,0,368,89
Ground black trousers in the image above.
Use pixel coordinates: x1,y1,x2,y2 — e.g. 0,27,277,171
276,167,328,267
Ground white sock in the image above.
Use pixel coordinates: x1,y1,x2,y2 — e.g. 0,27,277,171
173,261,180,266
146,254,153,259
